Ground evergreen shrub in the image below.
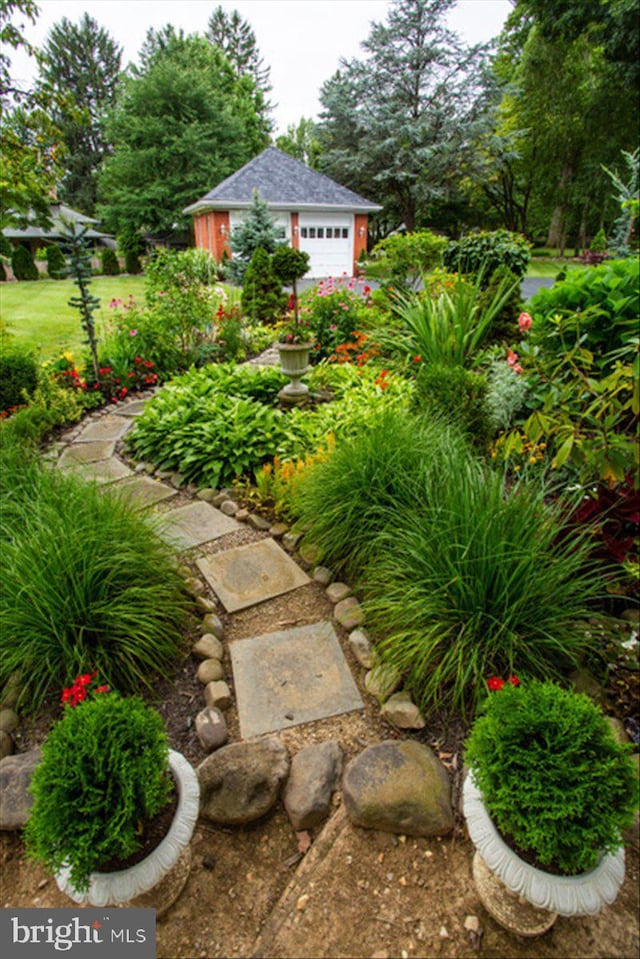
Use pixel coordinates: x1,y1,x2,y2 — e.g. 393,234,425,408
241,248,286,324
25,690,172,891
444,230,531,284
414,362,492,449
11,246,39,281
125,250,142,274
101,247,120,275
45,244,67,278
465,680,638,874
0,348,39,411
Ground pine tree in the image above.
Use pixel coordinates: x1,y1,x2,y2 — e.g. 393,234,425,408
206,6,271,96
229,190,283,283
241,248,286,325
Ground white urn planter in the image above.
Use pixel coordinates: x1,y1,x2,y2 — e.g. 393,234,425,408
277,342,312,405
56,749,200,917
463,772,625,936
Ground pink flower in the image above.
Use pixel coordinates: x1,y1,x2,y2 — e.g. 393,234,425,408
513,363,523,374
507,349,518,368
129,329,138,337
518,312,532,333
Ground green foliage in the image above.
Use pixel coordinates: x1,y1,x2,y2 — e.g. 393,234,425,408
45,244,66,278
484,355,530,431
373,271,519,368
370,230,447,289
230,190,283,283
443,230,531,282
0,371,88,447
302,281,371,360
62,223,101,381
365,470,605,714
479,265,524,343
206,4,272,106
271,245,309,297
25,691,172,891
413,362,492,449
241,247,286,325
465,681,638,874
11,245,38,281
590,227,607,253
0,450,190,711
125,249,142,274
275,118,321,167
100,247,120,276
0,346,38,410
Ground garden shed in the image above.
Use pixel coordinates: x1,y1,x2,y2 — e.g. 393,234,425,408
2,202,115,254
184,147,382,278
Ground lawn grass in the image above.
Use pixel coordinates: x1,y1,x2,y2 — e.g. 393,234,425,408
0,275,146,360
526,257,587,278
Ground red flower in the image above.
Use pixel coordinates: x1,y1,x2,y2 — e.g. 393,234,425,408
487,676,505,691
507,674,520,686
413,355,422,363
96,685,110,694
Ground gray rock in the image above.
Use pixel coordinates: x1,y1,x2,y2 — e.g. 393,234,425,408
195,708,228,753
0,731,13,760
269,523,288,539
204,681,232,710
299,542,321,565
197,659,225,684
282,531,303,552
0,709,18,734
184,577,205,598
236,509,250,522
349,629,374,669
220,500,238,516
313,566,333,587
170,472,186,488
195,596,217,614
197,488,218,502
0,748,42,830
193,634,224,661
212,492,230,508
155,468,173,480
0,675,21,709
380,691,426,729
197,736,289,824
201,613,224,639
326,582,351,604
248,513,271,531
334,597,364,630
365,664,402,700
143,462,156,475
343,741,453,837
284,742,343,830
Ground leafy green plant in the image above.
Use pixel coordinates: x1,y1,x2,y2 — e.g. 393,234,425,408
11,245,39,281
479,265,524,343
443,230,531,283
365,470,607,714
0,454,190,711
369,230,447,289
241,247,287,325
484,354,531,431
0,370,88,447
100,247,120,276
465,681,638,874
302,278,372,360
45,244,66,279
272,246,310,326
102,296,184,380
0,347,38,411
25,689,172,891
125,249,142,274
413,362,492,449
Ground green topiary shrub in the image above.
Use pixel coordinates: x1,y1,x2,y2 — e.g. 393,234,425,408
0,348,39,411
443,230,531,285
414,362,493,449
101,247,120,275
479,265,524,344
11,245,39,281
590,228,607,253
125,249,142,274
241,247,287,324
25,687,172,891
45,244,67,278
465,680,638,875
370,230,447,289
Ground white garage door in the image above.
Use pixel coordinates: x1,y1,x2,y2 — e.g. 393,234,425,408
299,213,353,278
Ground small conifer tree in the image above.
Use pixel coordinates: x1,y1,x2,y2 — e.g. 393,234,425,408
241,247,287,324
101,247,120,275
46,244,67,279
230,189,283,283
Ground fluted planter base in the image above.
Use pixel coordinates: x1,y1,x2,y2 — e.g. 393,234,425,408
55,750,199,919
473,852,557,937
278,343,311,406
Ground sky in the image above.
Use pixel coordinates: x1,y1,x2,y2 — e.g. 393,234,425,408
13,0,512,135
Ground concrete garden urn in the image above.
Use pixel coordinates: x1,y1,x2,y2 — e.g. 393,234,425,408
55,750,200,917
277,342,312,405
462,772,625,936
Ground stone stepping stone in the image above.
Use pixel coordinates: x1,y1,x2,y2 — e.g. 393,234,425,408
74,414,133,443
59,457,133,485
229,621,364,739
110,475,177,509
113,399,149,417
197,538,309,613
57,440,115,465
155,501,240,550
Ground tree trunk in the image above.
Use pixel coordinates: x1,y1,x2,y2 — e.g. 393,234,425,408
546,163,573,251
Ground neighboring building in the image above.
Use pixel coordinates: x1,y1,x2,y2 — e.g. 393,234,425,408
2,203,116,253
183,147,382,278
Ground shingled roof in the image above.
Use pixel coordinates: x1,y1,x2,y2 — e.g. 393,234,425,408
183,147,381,214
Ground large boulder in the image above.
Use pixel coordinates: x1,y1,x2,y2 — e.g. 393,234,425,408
284,742,343,830
0,748,42,830
343,740,453,837
197,736,289,824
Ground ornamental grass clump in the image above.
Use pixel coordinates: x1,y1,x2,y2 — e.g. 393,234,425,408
464,680,638,875
0,450,190,711
25,686,172,891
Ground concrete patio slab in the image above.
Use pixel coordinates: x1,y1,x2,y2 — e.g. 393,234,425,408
156,501,240,550
58,441,115,465
113,399,149,417
74,414,133,442
110,475,177,509
230,621,364,738
197,538,309,612
59,457,133,485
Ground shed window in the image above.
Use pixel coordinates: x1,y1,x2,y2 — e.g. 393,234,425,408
342,228,349,238
300,227,308,238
